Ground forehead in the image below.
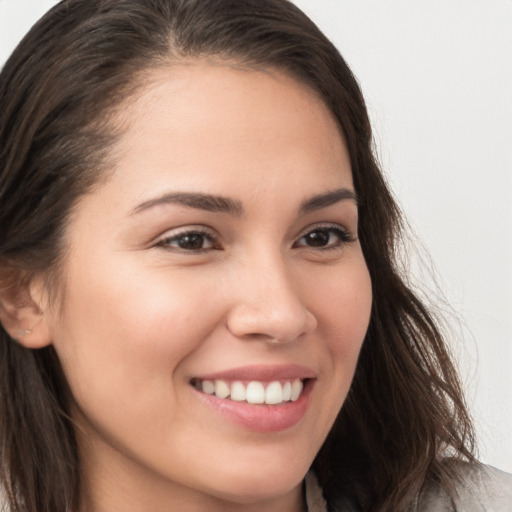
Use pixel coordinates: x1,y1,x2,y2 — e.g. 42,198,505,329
93,62,353,215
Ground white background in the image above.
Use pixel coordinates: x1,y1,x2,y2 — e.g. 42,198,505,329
1,0,511,473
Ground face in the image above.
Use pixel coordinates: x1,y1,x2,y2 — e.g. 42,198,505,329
43,63,372,511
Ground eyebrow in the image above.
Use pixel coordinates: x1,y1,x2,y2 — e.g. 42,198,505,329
131,187,357,216
132,192,244,216
299,188,358,213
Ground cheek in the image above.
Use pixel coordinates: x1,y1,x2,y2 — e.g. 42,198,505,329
312,255,372,350
308,255,372,394
50,260,226,413
285,255,372,448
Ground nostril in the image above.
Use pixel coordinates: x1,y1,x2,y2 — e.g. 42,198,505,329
242,332,280,342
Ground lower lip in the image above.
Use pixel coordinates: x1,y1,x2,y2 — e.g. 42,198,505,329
195,380,313,432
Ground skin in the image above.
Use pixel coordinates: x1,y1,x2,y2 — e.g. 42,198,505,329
33,63,373,511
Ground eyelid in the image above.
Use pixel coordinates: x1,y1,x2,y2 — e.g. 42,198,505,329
151,222,356,253
293,222,356,249
297,222,355,239
155,225,220,251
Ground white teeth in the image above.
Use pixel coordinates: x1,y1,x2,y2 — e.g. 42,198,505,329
246,381,265,404
265,381,283,404
290,379,303,401
197,378,306,404
214,380,230,399
282,381,292,401
230,381,246,401
202,380,215,395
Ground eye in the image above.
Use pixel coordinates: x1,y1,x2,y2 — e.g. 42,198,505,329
294,225,354,250
157,229,220,252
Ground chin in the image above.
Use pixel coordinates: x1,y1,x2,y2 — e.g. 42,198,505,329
206,471,305,506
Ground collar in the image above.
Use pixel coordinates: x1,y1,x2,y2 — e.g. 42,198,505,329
305,472,328,512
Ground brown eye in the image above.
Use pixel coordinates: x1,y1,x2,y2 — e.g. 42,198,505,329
176,233,209,250
294,226,352,250
302,230,331,247
158,230,219,252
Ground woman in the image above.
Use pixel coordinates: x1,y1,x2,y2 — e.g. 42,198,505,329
0,1,510,511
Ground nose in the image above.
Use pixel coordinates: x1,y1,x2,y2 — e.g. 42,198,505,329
226,254,317,344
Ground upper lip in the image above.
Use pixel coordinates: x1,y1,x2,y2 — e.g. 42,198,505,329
194,364,316,382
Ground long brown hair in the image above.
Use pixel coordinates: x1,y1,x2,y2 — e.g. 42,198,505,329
0,1,475,511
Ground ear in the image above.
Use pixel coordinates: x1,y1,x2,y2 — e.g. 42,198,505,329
0,270,53,349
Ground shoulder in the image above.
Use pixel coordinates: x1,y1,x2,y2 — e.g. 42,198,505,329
421,461,512,511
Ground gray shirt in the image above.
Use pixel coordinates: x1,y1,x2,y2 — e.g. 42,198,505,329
305,464,512,511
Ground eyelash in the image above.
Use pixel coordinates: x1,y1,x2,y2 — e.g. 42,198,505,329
156,228,220,253
293,224,355,251
156,224,355,253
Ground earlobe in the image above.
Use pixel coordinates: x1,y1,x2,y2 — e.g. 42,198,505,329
0,272,53,349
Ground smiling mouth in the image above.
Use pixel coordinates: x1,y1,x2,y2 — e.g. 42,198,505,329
191,378,307,405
